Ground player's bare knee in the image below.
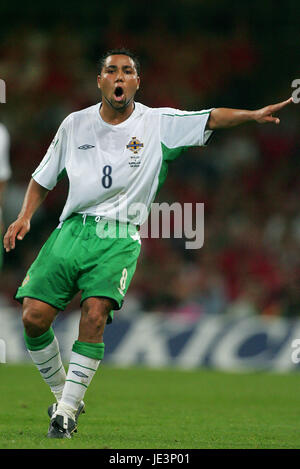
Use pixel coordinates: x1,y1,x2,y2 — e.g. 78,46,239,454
81,299,112,332
22,304,50,336
81,308,108,330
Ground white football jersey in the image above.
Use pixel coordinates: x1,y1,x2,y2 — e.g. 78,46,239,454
32,102,213,225
0,123,11,182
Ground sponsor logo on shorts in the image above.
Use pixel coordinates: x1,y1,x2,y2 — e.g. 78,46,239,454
130,232,141,244
22,274,30,287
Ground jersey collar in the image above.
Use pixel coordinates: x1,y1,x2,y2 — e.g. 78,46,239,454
97,102,138,128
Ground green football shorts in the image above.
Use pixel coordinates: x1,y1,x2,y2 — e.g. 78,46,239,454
15,213,142,324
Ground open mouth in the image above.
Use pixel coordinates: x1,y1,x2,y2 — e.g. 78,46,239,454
114,86,125,102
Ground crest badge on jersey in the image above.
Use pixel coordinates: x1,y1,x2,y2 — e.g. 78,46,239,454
126,137,144,168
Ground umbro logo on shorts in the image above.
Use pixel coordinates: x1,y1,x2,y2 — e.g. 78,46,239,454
78,144,95,150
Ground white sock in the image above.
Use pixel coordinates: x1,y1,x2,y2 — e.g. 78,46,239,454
53,401,77,421
28,336,66,402
57,351,101,414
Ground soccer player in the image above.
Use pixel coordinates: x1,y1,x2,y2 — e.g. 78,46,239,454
0,122,11,270
3,48,293,439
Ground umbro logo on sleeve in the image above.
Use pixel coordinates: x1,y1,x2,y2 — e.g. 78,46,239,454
78,144,95,150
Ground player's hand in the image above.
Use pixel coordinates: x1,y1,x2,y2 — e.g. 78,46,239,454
253,97,293,125
3,216,31,252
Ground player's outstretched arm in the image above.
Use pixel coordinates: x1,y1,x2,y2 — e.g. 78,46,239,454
3,178,49,252
207,97,294,129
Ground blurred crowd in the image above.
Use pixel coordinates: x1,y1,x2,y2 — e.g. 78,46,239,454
1,3,299,320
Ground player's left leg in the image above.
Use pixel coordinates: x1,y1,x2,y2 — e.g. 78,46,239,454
48,297,112,438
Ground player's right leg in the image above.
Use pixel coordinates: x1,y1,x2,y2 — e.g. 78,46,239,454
22,298,66,403
14,218,88,437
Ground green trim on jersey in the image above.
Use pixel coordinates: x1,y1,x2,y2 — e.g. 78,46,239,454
32,140,64,181
157,143,189,195
32,154,52,178
161,111,211,118
157,111,212,194
57,167,67,183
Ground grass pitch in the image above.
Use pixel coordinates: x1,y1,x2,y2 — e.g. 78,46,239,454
0,364,299,449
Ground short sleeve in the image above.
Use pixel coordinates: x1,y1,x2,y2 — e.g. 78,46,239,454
160,108,214,150
32,121,68,190
0,123,11,181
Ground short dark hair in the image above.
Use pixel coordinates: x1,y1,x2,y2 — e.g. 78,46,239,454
97,48,140,76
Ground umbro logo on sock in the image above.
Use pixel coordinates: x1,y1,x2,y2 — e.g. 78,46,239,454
78,144,95,150
40,366,52,374
72,370,88,378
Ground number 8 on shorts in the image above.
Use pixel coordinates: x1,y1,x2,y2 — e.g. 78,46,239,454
117,268,128,297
